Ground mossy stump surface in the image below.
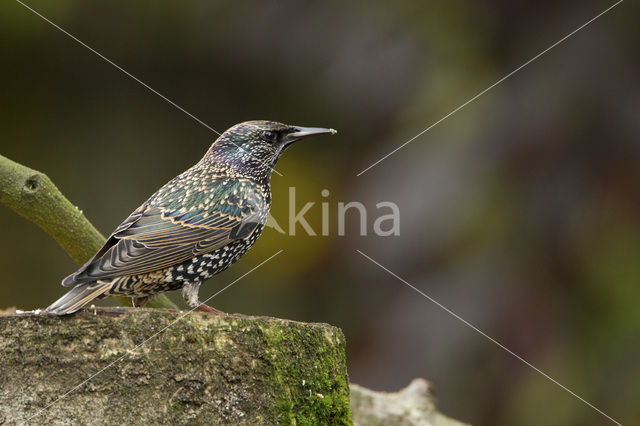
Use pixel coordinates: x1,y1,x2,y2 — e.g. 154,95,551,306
0,307,351,425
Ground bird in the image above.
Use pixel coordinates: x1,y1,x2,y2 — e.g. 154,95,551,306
46,120,336,315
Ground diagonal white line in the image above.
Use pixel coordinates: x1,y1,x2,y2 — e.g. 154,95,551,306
12,0,285,177
21,249,284,425
356,249,623,426
12,0,222,136
356,0,624,177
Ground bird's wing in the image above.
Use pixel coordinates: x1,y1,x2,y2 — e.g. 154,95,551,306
63,177,266,286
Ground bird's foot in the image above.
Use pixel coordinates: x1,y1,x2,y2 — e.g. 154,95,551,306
132,296,149,308
196,302,224,314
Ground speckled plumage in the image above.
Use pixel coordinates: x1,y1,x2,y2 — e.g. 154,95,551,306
46,121,336,315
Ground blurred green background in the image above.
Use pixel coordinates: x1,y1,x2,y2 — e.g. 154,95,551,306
1,1,639,424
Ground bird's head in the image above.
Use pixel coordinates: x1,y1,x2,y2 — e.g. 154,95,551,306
205,120,336,179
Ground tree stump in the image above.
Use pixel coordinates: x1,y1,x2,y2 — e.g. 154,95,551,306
0,308,351,425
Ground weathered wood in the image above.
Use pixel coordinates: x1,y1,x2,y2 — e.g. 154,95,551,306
350,379,468,426
0,308,352,425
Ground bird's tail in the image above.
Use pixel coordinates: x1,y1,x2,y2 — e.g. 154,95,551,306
46,281,112,315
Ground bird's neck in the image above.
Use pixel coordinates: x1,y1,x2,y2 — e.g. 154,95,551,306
198,151,272,185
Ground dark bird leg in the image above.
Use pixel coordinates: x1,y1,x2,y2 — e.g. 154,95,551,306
132,296,149,308
182,281,224,314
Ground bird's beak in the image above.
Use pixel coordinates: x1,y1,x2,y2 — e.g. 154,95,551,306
283,126,337,144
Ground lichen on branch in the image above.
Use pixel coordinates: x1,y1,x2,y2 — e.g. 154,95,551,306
0,308,352,424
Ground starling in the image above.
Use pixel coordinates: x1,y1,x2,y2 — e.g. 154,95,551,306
46,121,336,315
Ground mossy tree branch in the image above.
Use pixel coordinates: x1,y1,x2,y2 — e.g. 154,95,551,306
0,154,178,310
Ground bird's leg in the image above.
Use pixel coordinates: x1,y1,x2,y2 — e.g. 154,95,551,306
196,302,224,314
182,281,224,314
132,296,149,308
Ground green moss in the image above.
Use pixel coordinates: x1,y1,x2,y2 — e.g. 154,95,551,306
0,308,351,424
258,321,352,425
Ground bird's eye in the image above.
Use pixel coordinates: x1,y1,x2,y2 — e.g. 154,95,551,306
262,130,277,143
